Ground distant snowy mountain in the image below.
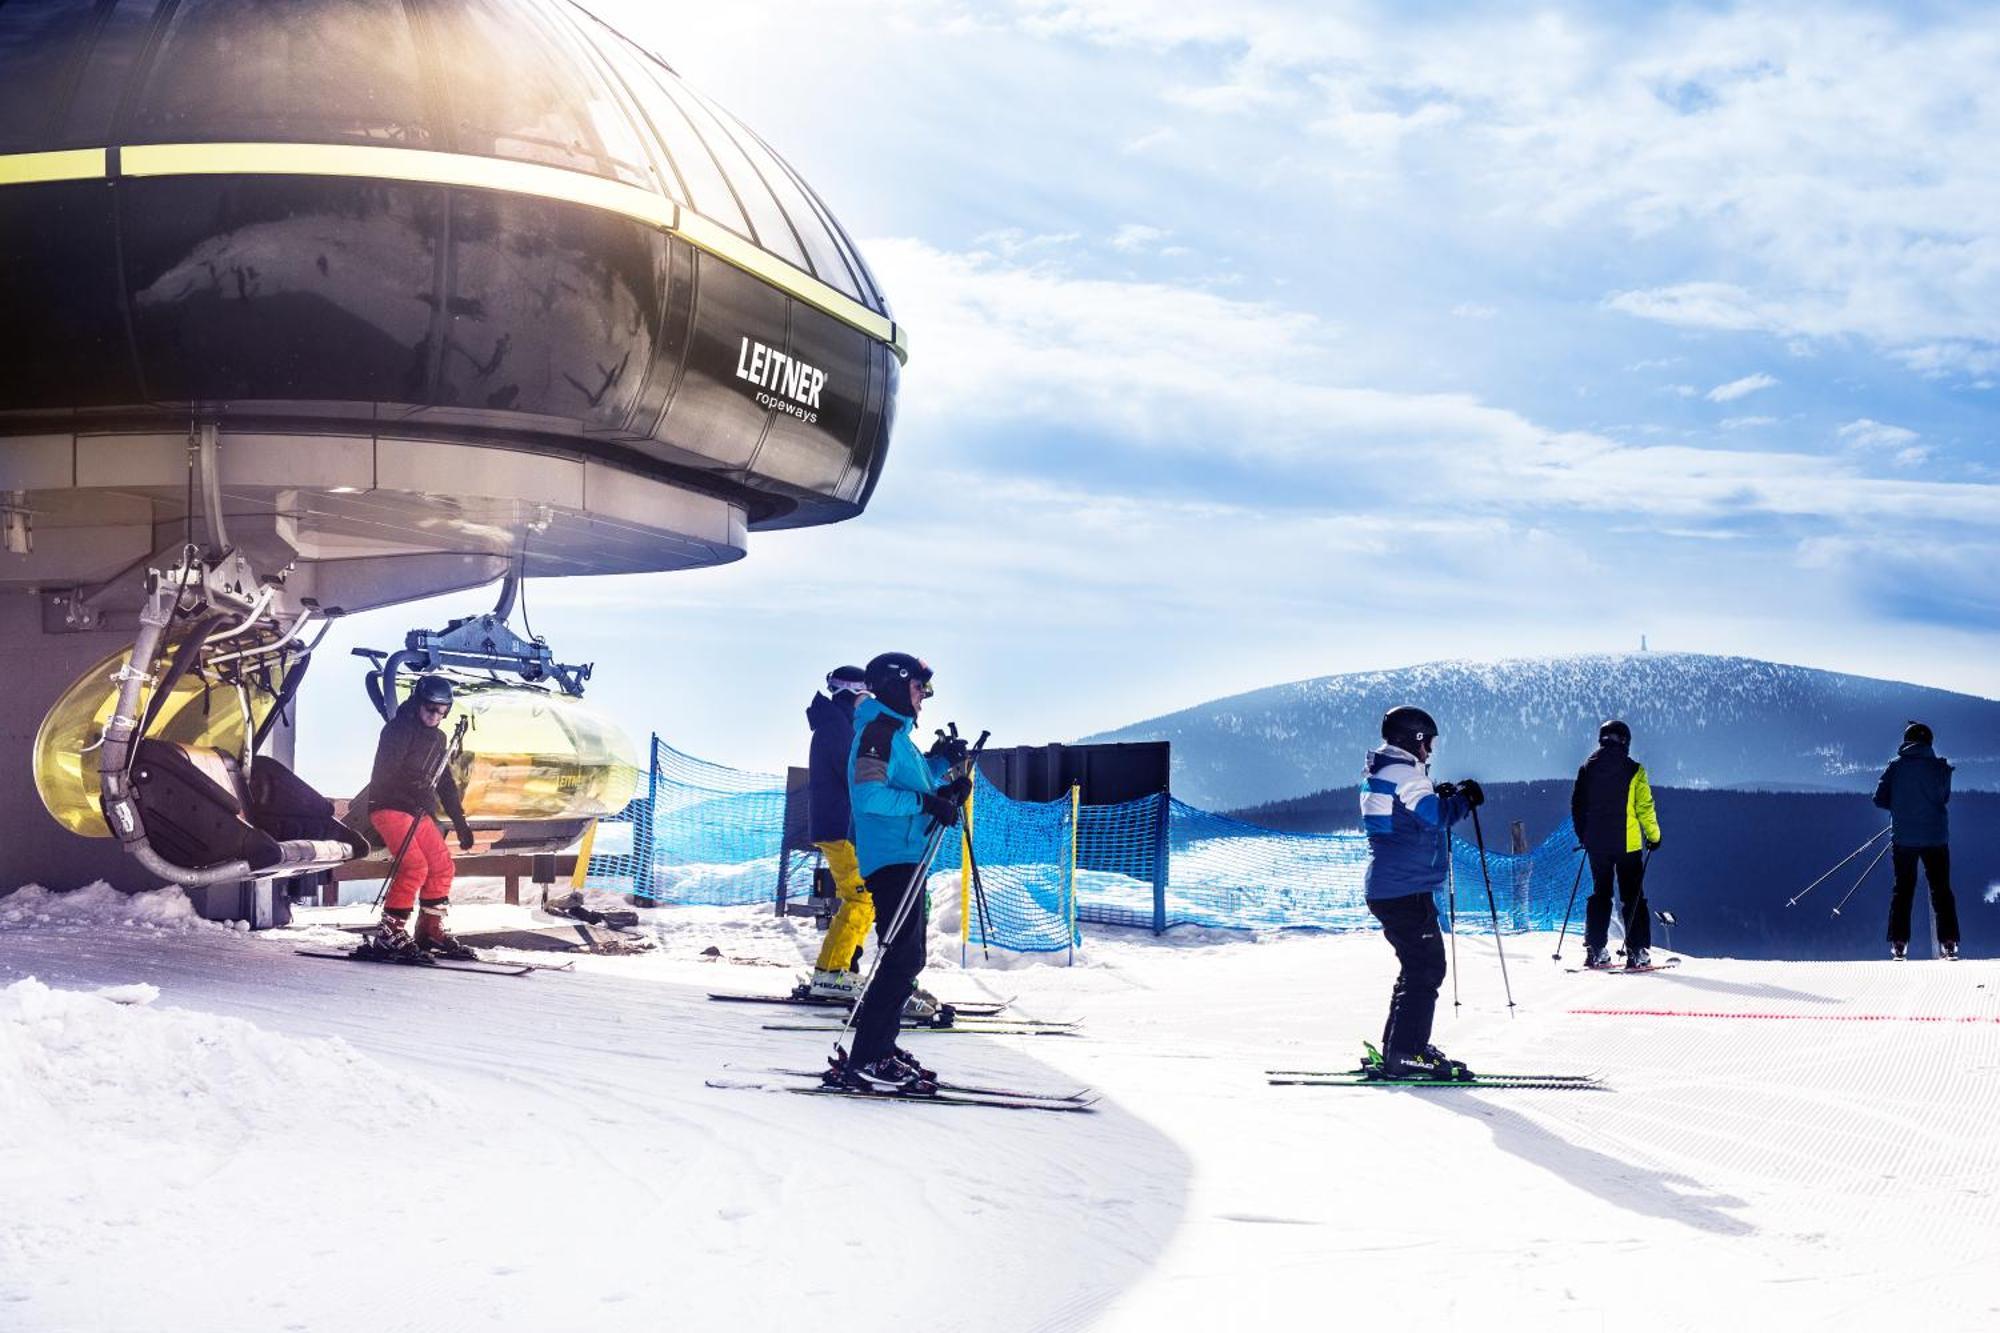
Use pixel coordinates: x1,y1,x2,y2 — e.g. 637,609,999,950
1084,653,2000,810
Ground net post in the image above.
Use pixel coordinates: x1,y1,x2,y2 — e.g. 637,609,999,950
1067,784,1080,966
960,785,973,966
1150,793,1170,936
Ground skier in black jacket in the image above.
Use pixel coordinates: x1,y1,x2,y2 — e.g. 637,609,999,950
1873,721,1960,960
365,674,476,959
1571,719,1663,969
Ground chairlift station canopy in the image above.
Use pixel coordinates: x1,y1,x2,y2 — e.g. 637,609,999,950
0,0,903,892
0,0,903,611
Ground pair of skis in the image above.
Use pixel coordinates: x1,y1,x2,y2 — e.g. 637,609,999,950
296,947,575,978
706,988,1013,1017
1268,1042,1603,1091
709,1066,1098,1113
1566,957,1681,975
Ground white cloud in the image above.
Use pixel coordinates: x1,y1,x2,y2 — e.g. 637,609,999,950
1110,223,1172,252
1838,419,1918,449
1721,416,1777,430
1452,303,1498,319
994,3,2000,377
868,237,2000,529
1706,373,1778,403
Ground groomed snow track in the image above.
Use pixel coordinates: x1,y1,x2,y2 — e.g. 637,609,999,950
3,886,1996,1332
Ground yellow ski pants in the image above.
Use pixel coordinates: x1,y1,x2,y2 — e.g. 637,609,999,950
812,839,874,972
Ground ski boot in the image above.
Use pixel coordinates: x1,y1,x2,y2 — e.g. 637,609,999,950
1378,1046,1470,1082
1625,947,1653,969
902,987,943,1023
356,909,422,961
414,899,478,961
888,1044,937,1082
1941,941,1960,961
842,1056,937,1095
808,968,863,1000
1583,946,1615,969
1890,941,1908,961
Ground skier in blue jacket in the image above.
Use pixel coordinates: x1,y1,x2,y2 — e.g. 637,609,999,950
1359,705,1482,1080
841,652,971,1091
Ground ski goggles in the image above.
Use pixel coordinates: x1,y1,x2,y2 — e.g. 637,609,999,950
826,675,870,696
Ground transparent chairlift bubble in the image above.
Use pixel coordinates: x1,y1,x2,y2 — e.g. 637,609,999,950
426,683,643,822
34,638,278,837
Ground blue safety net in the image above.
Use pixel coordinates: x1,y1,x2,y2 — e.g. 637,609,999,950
587,735,1589,938
932,772,1080,956
583,737,788,906
1068,795,1584,933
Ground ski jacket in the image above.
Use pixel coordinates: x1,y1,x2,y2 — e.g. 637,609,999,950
1570,745,1661,857
1873,742,1951,847
805,691,859,845
1360,743,1471,901
847,697,951,877
368,700,468,825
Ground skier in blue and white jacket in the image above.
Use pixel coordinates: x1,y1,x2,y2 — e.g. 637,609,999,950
841,652,972,1093
1359,705,1483,1080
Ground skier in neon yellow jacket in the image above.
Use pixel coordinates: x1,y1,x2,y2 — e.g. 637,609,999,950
1570,719,1663,968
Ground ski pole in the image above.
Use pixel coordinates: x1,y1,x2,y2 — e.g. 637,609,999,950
1469,805,1517,1016
1552,851,1587,960
1829,839,1893,918
1787,826,1890,907
834,732,988,1060
1447,831,1461,1014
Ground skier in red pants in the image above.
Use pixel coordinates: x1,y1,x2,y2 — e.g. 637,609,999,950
365,674,477,959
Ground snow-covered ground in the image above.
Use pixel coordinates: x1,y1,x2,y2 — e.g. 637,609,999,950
3,882,1997,1332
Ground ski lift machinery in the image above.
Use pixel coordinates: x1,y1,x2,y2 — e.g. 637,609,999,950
351,570,642,856
0,0,906,901
61,424,365,887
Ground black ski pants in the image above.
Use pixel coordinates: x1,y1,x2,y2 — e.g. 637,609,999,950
849,862,927,1068
1888,844,1960,945
1584,850,1650,953
1369,891,1447,1057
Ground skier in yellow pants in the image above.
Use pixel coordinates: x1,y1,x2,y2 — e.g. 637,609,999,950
807,668,875,998
812,837,874,994
804,667,937,1016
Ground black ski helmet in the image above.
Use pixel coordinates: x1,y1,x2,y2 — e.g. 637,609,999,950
1381,705,1439,751
412,674,454,709
865,652,933,716
1599,719,1632,747
826,665,869,696
1903,720,1933,747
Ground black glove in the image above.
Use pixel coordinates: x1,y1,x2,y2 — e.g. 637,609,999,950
938,775,972,805
1458,779,1485,809
1645,833,1663,851
927,732,971,765
1433,781,1458,799
919,793,962,827
453,820,475,852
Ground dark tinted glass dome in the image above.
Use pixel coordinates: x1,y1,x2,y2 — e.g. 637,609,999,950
0,0,903,591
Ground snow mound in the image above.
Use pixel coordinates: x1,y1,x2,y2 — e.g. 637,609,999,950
0,977,440,1150
0,881,234,935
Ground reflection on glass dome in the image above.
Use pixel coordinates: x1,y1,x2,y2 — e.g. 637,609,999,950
439,685,643,822
34,639,277,837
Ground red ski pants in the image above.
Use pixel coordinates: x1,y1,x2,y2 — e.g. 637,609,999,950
369,810,455,912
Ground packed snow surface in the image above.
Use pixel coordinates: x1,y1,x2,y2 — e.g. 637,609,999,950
3,883,1997,1332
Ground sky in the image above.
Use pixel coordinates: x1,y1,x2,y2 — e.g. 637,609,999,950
298,0,2000,787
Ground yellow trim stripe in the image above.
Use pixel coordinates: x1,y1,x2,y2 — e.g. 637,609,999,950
3,142,904,361
675,209,896,346
122,141,677,229
0,147,107,186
